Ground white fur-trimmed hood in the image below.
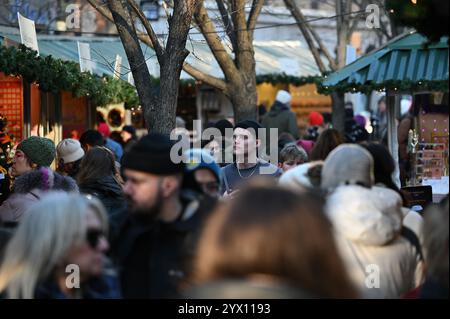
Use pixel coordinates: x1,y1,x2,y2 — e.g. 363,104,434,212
325,185,403,246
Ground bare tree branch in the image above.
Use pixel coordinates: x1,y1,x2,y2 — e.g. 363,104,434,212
230,0,252,71
247,0,264,44
349,17,359,36
87,0,114,21
88,0,227,92
194,0,239,82
183,63,228,93
128,0,165,62
164,0,194,63
345,0,353,23
283,0,337,70
284,0,327,73
106,0,157,117
306,22,337,70
216,0,238,52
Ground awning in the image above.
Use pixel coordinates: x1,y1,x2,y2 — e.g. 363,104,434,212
322,32,448,92
0,25,321,80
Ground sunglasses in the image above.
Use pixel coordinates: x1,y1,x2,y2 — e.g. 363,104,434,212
200,181,220,194
86,229,105,249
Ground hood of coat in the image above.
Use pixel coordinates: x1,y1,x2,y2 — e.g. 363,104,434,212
13,167,78,194
267,101,289,117
325,185,403,246
79,175,123,197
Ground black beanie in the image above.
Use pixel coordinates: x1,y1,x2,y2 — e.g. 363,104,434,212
122,133,185,175
234,120,262,139
214,119,234,137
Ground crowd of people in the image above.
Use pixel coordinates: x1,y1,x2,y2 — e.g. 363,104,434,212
0,94,447,299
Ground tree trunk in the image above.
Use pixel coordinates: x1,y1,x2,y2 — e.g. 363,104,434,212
331,92,345,133
336,30,348,69
151,0,196,134
228,73,258,122
107,0,157,131
194,0,259,123
332,23,348,133
331,0,349,134
156,56,187,133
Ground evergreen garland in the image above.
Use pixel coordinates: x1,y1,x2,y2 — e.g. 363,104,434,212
1,45,447,108
255,73,323,86
0,44,140,108
317,78,449,94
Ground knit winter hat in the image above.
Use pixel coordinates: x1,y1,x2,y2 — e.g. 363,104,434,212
121,133,185,175
56,139,85,164
275,90,292,105
308,111,324,126
214,119,234,137
184,148,222,183
354,114,367,127
321,144,374,191
17,136,56,167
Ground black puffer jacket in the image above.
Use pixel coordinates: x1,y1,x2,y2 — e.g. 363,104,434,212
79,176,127,237
112,192,216,298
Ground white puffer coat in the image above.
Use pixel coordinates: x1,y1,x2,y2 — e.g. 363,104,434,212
325,185,424,298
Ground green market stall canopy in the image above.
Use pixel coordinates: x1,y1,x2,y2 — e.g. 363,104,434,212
321,32,449,94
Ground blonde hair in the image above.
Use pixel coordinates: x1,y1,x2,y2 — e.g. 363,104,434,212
0,192,108,299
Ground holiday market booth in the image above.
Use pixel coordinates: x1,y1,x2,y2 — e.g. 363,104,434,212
322,32,449,204
0,28,140,149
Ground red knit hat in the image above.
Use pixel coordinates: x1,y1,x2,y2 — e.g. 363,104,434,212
308,112,324,126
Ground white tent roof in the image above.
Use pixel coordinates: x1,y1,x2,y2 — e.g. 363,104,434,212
0,26,321,80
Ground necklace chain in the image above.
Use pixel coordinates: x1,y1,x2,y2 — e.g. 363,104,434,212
236,163,258,179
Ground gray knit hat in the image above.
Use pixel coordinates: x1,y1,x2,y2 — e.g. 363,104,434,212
321,144,374,191
17,136,56,167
